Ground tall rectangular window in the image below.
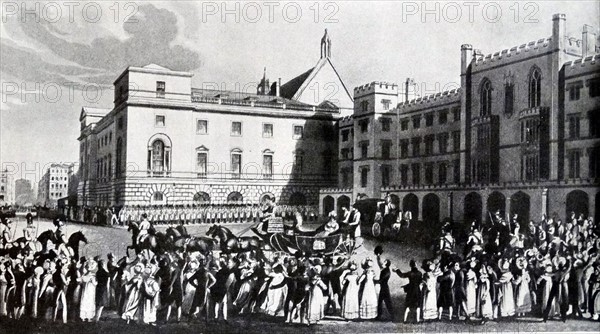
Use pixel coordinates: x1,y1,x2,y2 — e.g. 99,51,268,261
381,165,391,187
263,155,273,178
360,168,369,187
360,141,369,159
359,119,369,133
589,79,600,97
569,84,582,101
293,125,304,139
294,154,304,174
197,152,207,177
231,153,242,176
411,137,421,157
156,81,165,98
590,111,600,138
382,99,391,110
453,107,461,122
438,162,447,184
381,140,392,159
412,116,421,129
453,159,460,184
411,163,420,185
400,165,408,185
424,135,435,155
400,139,409,158
196,119,208,134
231,121,242,136
424,163,434,184
381,118,391,132
504,83,514,115
568,115,580,139
425,113,434,126
263,123,273,138
451,131,460,152
590,147,600,179
568,150,581,179
438,133,449,154
439,110,448,124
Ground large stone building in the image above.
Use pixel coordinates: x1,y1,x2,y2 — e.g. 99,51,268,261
77,31,352,209
37,163,74,207
0,169,14,205
321,14,600,225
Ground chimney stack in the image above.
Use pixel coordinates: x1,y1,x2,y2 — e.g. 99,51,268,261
582,24,596,58
276,78,281,97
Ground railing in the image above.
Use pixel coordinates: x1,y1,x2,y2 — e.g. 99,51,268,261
190,95,339,113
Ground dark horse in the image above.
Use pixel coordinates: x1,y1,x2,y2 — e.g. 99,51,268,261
126,221,163,256
206,224,262,253
37,229,57,253
67,231,88,259
173,236,216,255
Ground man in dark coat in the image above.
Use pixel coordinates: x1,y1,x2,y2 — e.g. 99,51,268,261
376,258,394,320
394,259,422,323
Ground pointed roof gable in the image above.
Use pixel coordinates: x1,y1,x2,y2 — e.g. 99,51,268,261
79,107,111,121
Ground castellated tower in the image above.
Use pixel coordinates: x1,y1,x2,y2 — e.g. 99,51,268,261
353,82,399,116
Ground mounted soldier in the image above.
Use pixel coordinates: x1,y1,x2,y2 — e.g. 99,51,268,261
437,223,455,255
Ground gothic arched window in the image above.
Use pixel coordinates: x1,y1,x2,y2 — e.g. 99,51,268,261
480,79,492,116
529,67,541,108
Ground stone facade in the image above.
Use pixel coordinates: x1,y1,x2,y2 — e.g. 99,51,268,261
323,14,600,225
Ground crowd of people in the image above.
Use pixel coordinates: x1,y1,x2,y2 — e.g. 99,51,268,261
0,201,599,328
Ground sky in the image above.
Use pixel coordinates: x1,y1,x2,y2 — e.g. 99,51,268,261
1,0,599,189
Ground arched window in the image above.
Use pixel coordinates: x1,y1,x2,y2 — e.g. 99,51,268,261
193,192,210,204
227,191,243,204
480,79,492,116
231,148,242,178
529,67,541,108
151,191,165,204
107,154,112,179
147,134,172,177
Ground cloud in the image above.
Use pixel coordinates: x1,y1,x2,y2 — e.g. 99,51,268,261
2,4,202,88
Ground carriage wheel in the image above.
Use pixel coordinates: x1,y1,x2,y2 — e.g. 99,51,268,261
372,222,381,237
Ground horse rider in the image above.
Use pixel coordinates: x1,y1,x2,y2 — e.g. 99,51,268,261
438,223,455,255
23,217,38,253
137,213,152,246
53,217,73,259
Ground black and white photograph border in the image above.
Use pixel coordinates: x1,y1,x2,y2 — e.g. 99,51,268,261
0,1,599,333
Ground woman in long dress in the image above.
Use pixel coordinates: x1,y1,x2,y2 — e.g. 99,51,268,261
513,257,532,316
79,260,98,321
233,260,255,313
478,265,493,320
537,264,559,317
358,259,378,320
261,263,288,316
141,264,160,325
421,261,441,321
464,258,478,318
307,265,328,325
121,263,144,323
341,262,360,320
497,259,515,318
38,261,56,320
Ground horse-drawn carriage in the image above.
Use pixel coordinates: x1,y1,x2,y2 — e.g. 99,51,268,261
352,198,408,238
256,217,357,259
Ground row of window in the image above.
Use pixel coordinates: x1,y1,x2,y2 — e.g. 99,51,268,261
357,160,461,188
50,192,64,198
566,79,600,101
567,148,600,179
352,109,461,136
50,183,67,189
567,112,600,139
50,176,68,181
98,131,113,148
156,116,309,140
479,67,541,117
96,154,112,182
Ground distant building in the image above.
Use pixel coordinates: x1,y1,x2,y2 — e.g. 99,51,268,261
37,163,74,207
322,14,600,224
0,169,15,205
14,179,34,206
77,31,352,210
